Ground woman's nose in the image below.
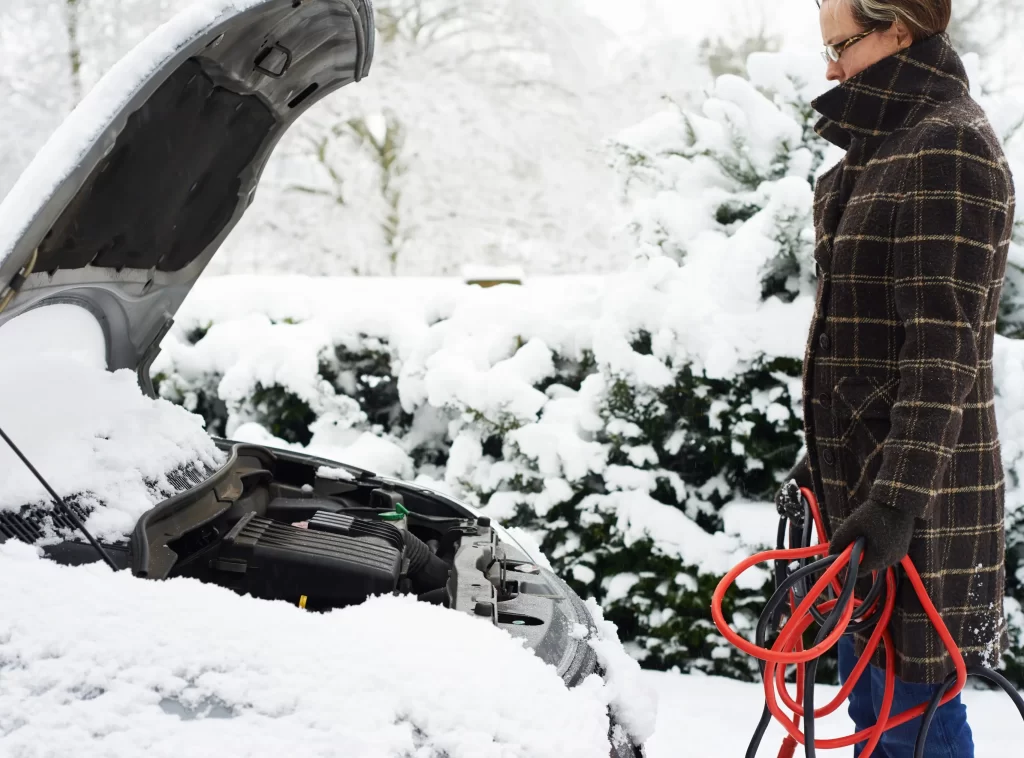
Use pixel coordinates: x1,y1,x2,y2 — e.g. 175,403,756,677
826,60,844,82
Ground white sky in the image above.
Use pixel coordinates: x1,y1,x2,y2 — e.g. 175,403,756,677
587,0,823,48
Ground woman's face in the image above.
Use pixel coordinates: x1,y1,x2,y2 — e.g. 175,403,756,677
819,0,906,82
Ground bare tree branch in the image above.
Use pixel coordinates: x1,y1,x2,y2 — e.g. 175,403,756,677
65,0,84,103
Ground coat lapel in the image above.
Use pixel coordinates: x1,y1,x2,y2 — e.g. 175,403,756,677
810,33,970,151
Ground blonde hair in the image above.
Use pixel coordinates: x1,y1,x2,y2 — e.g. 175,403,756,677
845,0,951,41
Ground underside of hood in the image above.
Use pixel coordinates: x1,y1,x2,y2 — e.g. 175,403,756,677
0,0,374,389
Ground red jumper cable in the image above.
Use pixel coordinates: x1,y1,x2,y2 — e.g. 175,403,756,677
710,487,1024,757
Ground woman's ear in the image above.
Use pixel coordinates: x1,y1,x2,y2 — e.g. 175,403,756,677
893,20,912,50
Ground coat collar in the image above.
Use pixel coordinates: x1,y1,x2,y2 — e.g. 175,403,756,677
811,33,970,149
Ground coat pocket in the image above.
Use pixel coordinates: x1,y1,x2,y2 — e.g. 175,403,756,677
833,376,899,499
833,376,899,421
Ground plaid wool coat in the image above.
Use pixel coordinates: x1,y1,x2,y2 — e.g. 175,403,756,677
788,33,1015,684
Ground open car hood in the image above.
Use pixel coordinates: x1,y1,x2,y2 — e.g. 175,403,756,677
0,0,374,389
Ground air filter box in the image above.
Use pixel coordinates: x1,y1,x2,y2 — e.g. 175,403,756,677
213,511,403,608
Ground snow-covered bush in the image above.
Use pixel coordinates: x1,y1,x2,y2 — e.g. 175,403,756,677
996,336,1024,683
154,50,1024,684
153,265,808,680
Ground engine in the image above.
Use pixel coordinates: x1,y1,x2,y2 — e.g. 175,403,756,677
214,511,405,608
206,505,456,612
110,444,507,619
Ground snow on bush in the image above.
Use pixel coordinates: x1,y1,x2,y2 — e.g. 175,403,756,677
997,335,1024,684
153,51,1024,684
154,269,793,678
0,540,649,758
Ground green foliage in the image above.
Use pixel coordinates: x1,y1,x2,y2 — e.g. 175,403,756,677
184,322,212,345
156,371,228,437
715,200,760,227
322,339,409,432
246,384,317,445
998,260,1024,339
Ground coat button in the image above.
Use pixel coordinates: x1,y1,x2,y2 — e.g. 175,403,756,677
819,333,830,351
822,448,835,466
818,393,832,409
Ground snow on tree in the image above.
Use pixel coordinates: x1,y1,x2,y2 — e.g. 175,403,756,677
1,0,706,276
210,0,689,277
0,0,192,201
607,47,1024,678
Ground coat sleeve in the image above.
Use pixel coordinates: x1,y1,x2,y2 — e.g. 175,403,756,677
867,121,1010,520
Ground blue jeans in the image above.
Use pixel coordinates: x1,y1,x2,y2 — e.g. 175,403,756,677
837,635,974,757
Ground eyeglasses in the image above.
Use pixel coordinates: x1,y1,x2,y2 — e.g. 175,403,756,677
813,1,877,63
820,29,874,63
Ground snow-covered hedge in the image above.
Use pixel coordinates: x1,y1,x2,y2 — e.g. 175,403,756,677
152,272,787,679
154,50,1024,683
152,273,1024,682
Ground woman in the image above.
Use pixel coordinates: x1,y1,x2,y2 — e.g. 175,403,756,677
775,1,1015,755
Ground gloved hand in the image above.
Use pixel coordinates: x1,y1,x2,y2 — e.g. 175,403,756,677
829,500,916,575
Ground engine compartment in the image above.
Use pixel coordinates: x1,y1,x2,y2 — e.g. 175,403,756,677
130,443,497,609
13,441,599,686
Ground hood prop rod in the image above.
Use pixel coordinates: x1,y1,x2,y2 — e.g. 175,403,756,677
0,248,38,315
0,422,118,570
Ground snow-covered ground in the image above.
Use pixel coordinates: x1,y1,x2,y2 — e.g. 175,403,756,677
642,670,1024,757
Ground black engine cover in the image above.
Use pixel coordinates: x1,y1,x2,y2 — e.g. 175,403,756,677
212,512,403,608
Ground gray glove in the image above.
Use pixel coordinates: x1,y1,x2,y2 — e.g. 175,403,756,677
829,500,916,576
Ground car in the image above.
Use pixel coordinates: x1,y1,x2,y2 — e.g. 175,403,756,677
0,2,643,756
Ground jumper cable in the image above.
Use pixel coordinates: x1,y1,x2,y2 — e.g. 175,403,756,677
710,487,1024,757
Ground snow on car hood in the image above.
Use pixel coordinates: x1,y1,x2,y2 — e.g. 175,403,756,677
0,0,374,377
0,304,224,540
0,540,653,758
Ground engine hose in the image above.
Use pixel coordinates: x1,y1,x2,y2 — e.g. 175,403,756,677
403,530,450,594
711,487,1024,757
